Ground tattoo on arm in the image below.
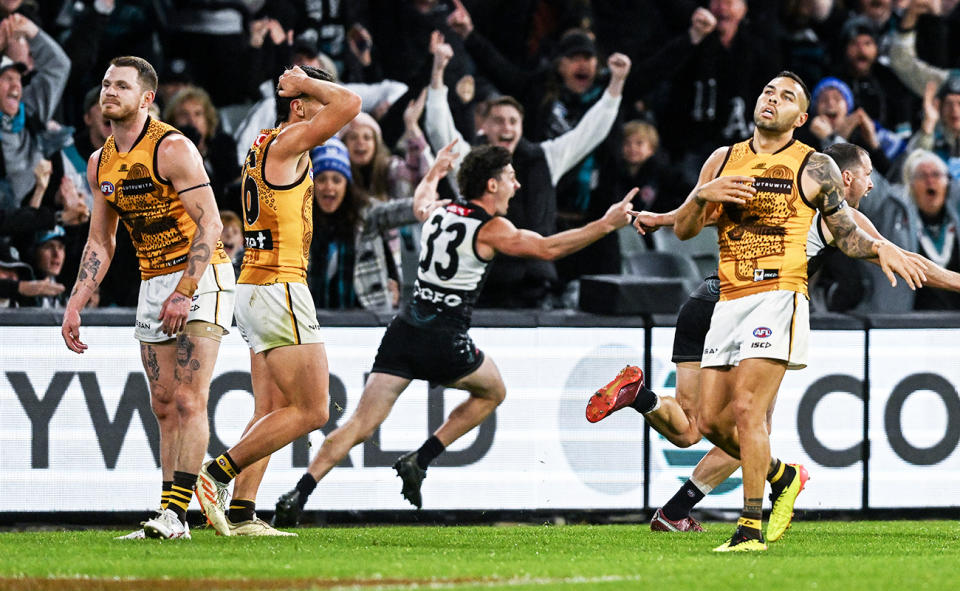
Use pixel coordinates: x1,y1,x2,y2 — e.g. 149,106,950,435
185,202,213,278
71,246,102,297
808,153,877,259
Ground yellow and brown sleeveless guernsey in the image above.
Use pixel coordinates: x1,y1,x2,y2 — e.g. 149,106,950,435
97,117,228,279
714,138,817,301
237,127,314,285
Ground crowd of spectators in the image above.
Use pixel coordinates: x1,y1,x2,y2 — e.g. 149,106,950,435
2,0,960,314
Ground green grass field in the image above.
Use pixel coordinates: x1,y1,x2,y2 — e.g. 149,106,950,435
1,521,957,590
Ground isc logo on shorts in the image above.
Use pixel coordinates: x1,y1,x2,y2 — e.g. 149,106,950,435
753,327,773,338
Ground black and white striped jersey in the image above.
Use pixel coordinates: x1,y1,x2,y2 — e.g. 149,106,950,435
401,202,495,331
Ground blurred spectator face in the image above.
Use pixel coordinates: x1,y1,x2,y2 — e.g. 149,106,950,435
0,267,15,281
342,125,378,167
910,161,948,217
622,130,654,167
0,0,22,13
220,219,243,259
941,95,960,134
557,54,598,95
84,102,112,146
314,170,348,214
482,104,523,155
815,88,849,125
857,0,891,24
35,239,65,279
845,34,877,77
754,77,808,133
411,0,438,14
845,153,874,209
171,98,209,139
101,66,150,122
0,68,22,117
709,0,747,30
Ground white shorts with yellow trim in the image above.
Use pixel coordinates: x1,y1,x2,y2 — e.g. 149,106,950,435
135,262,236,343
234,282,323,354
701,289,809,370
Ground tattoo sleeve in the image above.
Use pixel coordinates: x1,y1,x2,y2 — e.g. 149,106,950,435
807,153,878,259
184,202,213,279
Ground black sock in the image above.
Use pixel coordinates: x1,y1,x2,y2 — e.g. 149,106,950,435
229,499,255,523
661,479,706,521
628,386,659,414
168,471,196,522
735,516,764,541
415,436,445,470
768,460,796,499
207,452,239,483
295,474,318,508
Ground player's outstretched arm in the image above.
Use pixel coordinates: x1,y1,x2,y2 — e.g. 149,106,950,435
62,150,120,354
846,208,960,292
805,152,926,289
272,66,363,158
412,139,458,221
156,135,224,336
673,147,754,240
479,189,635,260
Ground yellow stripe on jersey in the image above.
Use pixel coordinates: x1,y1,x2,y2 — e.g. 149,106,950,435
97,117,228,279
237,127,315,285
714,139,817,300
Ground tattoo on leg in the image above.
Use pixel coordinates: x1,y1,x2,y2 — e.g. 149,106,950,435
142,344,160,382
175,334,196,385
745,498,764,515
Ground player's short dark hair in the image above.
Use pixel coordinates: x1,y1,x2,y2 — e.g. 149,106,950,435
776,70,810,110
109,56,158,93
275,65,336,126
823,143,868,172
485,96,525,119
457,145,513,201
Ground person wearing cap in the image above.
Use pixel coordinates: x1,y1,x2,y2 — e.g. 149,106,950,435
803,76,897,174
190,64,360,538
426,30,631,308
29,225,66,308
0,14,70,212
0,241,61,308
827,14,916,146
306,136,437,311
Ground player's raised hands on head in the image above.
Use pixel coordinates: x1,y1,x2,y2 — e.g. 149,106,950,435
277,66,311,97
694,175,756,206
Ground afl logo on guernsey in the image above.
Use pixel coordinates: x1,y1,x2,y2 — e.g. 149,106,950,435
100,181,115,195
753,327,773,338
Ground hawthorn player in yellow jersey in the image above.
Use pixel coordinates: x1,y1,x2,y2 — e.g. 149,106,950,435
671,72,925,552
193,65,361,537
60,56,236,540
